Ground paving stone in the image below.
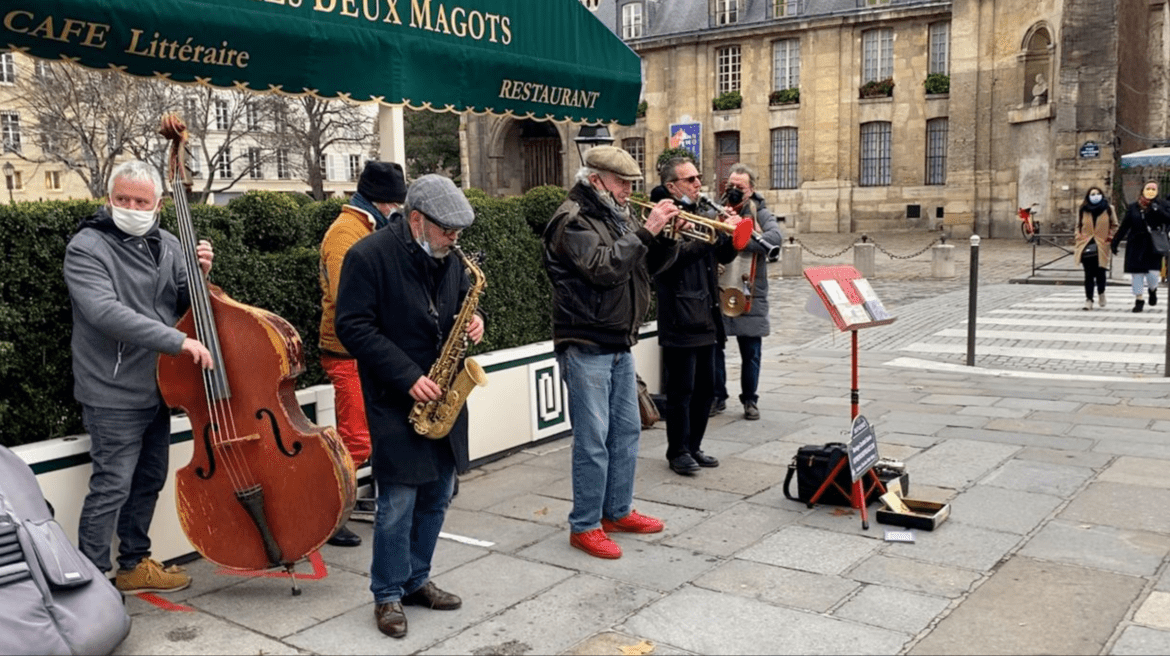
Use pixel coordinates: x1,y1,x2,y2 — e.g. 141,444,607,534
739,525,881,575
980,458,1094,497
694,557,859,612
1110,626,1170,655
448,463,567,511
1135,591,1170,630
442,507,559,554
516,531,716,593
1098,456,1170,489
937,425,1095,451
947,485,1062,534
1060,482,1170,534
118,608,301,655
482,492,574,527
849,554,982,598
677,458,788,496
833,584,951,635
909,557,1144,655
905,439,1020,489
905,522,1022,571
1019,520,1170,577
636,480,747,512
1012,447,1115,470
663,501,803,557
621,586,909,655
564,632,689,656
423,574,660,656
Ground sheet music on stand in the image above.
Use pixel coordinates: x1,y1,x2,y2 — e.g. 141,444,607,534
803,266,896,331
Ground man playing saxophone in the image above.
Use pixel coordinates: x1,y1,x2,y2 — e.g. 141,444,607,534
335,174,483,639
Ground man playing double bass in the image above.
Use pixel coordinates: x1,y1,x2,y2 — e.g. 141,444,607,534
65,160,214,593
335,174,483,639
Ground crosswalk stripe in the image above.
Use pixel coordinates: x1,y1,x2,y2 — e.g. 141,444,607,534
961,317,1164,329
931,329,1164,344
901,342,1162,363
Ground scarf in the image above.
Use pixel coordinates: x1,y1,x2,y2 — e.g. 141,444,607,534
1081,196,1109,219
350,192,389,230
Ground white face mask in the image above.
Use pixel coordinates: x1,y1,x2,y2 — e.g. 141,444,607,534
109,205,157,237
1088,193,1103,204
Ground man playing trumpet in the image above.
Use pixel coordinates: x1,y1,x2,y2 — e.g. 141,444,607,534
712,163,784,421
651,157,743,475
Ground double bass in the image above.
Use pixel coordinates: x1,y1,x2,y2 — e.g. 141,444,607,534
156,115,356,593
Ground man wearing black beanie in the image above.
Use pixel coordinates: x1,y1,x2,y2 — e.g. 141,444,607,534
318,160,407,547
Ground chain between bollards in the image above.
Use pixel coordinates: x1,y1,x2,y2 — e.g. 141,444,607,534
967,235,980,366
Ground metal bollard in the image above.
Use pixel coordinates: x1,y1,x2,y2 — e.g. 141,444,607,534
931,243,956,278
781,238,802,278
967,235,980,366
853,239,875,278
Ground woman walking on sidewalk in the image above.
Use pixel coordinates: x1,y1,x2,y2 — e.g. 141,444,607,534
1113,180,1170,313
1074,186,1117,310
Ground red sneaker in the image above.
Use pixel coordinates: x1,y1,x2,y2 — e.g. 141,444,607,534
569,529,622,559
601,510,664,534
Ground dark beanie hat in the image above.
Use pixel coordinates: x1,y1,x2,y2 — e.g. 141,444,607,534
357,161,407,203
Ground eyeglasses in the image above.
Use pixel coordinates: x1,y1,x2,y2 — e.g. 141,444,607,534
671,175,702,185
424,216,461,238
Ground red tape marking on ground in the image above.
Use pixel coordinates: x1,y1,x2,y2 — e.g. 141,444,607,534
214,550,328,580
135,592,195,612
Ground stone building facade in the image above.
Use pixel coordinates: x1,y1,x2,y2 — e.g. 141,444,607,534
463,0,1169,237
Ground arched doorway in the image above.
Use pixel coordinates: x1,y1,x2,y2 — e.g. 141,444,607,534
519,120,563,191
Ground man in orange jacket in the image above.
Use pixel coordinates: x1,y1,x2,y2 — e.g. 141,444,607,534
318,161,407,547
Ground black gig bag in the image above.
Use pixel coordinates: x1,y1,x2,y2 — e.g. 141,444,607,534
784,443,908,507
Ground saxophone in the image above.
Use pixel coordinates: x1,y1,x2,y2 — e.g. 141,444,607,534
409,245,488,439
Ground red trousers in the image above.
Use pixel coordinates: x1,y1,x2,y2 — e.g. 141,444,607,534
321,355,371,466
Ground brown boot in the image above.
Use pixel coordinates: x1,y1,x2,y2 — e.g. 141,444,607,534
374,601,407,638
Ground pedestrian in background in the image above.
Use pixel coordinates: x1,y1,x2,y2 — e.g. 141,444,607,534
1073,186,1117,311
1113,180,1169,313
712,163,783,419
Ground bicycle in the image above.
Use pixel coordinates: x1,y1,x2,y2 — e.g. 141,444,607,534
1018,205,1040,242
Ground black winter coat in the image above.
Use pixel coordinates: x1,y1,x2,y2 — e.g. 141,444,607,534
1114,200,1170,273
334,217,471,486
655,205,739,349
544,183,678,349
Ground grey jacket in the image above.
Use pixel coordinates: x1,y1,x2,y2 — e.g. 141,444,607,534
64,208,189,409
723,195,783,338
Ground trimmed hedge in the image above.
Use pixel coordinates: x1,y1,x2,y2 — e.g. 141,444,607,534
0,187,565,448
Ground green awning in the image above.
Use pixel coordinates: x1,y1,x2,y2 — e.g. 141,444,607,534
3,0,641,124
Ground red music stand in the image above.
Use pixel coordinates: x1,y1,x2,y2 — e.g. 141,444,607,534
803,266,896,529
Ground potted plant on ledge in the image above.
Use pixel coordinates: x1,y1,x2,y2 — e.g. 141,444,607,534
924,73,950,95
712,90,743,111
859,78,895,99
769,88,800,106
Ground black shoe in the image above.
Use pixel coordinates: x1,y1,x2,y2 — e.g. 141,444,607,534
1150,288,1158,306
691,451,719,467
402,581,462,610
327,524,362,547
375,602,407,638
708,398,726,417
669,453,701,475
1134,299,1145,313
743,401,760,421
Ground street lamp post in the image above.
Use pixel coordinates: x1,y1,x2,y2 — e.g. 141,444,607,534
2,162,13,203
574,125,614,165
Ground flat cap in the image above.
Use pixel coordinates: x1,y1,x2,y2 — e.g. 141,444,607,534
586,146,642,181
406,174,475,231
357,161,407,203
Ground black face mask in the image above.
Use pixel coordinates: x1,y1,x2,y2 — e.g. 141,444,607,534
724,187,745,207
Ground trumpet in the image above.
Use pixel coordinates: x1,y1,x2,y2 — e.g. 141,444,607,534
628,198,753,250
697,194,781,261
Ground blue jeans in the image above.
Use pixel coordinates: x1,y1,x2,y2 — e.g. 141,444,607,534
369,466,454,604
557,346,640,534
77,404,171,573
713,336,763,404
1131,270,1161,297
